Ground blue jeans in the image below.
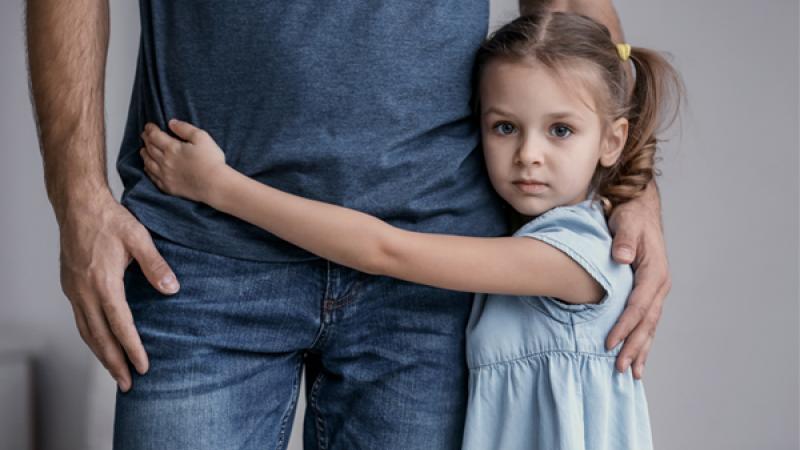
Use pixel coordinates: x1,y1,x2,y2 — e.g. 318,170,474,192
113,230,472,449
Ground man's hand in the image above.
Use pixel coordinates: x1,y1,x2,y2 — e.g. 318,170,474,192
606,180,671,379
58,193,180,392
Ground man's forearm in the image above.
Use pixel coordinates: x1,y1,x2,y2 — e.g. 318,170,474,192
519,0,626,43
26,0,113,225
644,179,663,228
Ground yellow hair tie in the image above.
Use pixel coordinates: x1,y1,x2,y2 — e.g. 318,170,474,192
616,43,632,61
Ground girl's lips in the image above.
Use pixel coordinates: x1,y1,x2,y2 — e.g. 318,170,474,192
513,181,548,194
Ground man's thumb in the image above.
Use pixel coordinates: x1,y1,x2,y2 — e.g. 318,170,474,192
611,231,637,264
129,236,180,294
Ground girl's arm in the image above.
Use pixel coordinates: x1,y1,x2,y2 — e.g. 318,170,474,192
140,120,604,304
209,166,603,304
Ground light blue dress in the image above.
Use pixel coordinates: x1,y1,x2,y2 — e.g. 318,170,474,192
462,198,653,450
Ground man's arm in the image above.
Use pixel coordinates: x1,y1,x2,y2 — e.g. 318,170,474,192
520,0,625,42
25,0,180,392
605,179,670,380
518,0,670,379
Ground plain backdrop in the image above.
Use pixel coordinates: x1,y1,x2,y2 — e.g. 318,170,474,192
1,0,797,449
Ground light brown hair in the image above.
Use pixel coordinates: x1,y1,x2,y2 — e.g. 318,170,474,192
470,11,685,231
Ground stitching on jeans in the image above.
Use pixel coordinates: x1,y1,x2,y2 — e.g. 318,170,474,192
309,372,329,450
275,356,304,450
331,272,368,309
308,261,332,350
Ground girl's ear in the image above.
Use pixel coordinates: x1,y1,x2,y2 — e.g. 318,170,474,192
599,117,629,167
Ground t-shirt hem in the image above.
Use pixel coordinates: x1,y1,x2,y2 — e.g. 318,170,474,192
122,200,323,263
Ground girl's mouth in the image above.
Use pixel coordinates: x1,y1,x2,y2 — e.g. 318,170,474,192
513,181,548,194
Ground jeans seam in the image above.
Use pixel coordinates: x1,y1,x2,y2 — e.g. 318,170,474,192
308,261,333,350
309,372,328,450
309,326,331,352
275,356,304,450
324,260,331,301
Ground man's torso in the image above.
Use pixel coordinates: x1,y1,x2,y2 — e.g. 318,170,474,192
117,0,508,261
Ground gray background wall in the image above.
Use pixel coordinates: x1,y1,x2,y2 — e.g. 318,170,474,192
1,0,797,449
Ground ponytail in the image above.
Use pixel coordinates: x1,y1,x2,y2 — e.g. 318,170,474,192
593,46,685,216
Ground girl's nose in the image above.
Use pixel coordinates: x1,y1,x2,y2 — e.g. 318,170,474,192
515,137,545,166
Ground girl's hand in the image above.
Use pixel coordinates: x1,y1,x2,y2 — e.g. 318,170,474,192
139,119,226,204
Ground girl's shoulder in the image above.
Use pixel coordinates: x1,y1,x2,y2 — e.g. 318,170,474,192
513,198,611,240
512,198,633,323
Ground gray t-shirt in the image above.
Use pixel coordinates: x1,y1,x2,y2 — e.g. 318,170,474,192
117,0,508,262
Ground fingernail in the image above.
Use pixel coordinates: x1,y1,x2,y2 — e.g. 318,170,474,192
159,274,179,293
617,247,633,260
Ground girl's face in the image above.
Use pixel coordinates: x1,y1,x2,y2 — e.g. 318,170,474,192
479,58,628,218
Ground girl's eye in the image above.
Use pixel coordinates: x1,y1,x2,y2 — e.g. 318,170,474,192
492,122,517,136
549,124,573,138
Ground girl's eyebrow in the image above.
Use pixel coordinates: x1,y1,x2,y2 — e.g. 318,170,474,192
482,106,514,117
543,111,584,122
482,107,585,123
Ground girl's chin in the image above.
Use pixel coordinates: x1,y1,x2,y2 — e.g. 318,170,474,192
509,202,551,219
501,190,560,217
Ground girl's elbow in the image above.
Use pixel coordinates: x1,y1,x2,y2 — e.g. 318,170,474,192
365,228,403,277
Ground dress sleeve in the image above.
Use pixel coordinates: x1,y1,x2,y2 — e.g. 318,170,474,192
514,201,626,323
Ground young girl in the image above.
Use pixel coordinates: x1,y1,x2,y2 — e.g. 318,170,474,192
139,11,682,450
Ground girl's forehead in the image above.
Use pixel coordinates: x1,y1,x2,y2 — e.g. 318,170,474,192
480,59,601,118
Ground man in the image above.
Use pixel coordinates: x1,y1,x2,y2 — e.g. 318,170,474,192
26,0,670,448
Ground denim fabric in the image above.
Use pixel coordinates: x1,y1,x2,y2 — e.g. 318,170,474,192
116,0,508,262
113,230,473,449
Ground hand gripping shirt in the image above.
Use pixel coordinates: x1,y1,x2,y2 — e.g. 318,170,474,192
116,1,508,261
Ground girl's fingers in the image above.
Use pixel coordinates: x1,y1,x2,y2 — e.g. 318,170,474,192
141,140,164,162
142,156,155,178
143,164,164,191
143,124,182,152
168,118,207,144
140,148,162,178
